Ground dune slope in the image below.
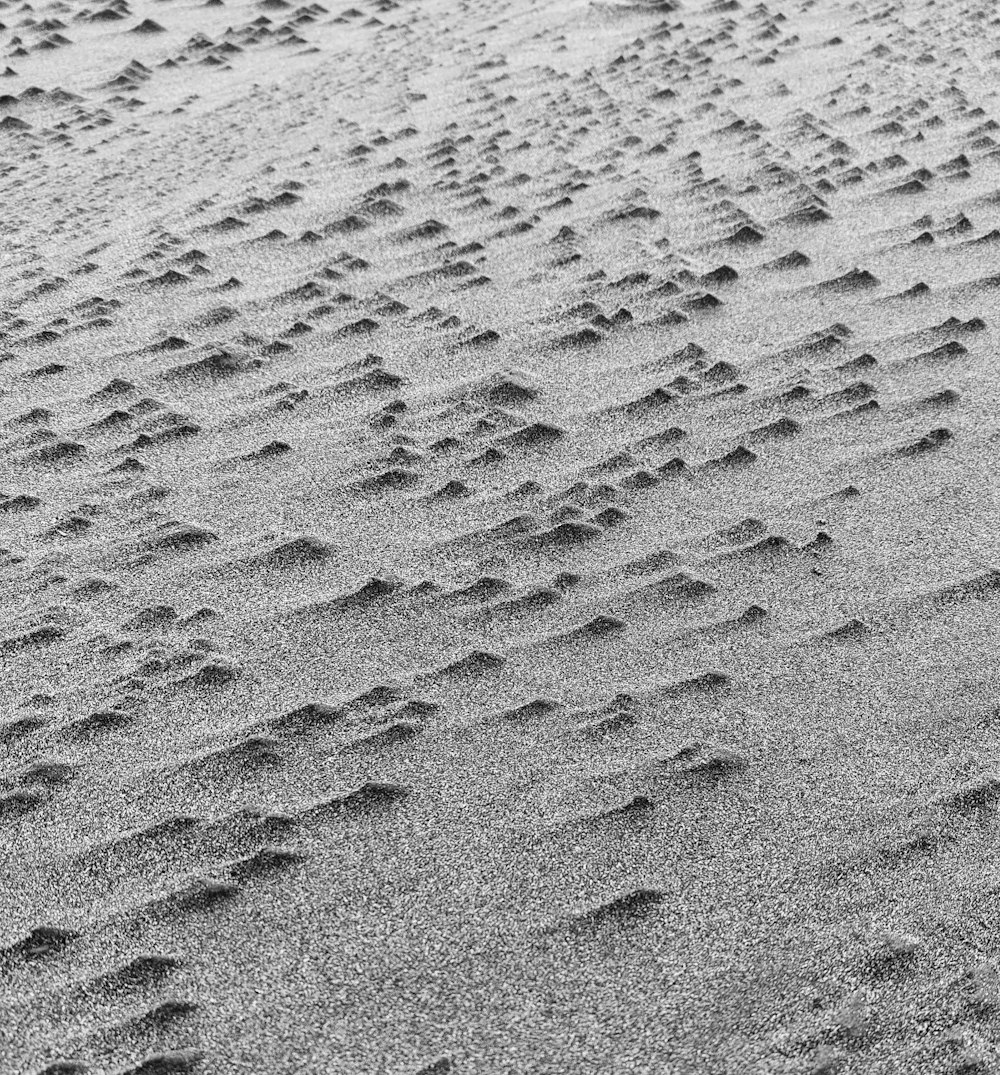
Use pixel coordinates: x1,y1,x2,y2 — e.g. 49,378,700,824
4,0,1000,1071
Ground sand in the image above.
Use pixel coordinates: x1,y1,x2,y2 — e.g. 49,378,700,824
2,0,1000,1070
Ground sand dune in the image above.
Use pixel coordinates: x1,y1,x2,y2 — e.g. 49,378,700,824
3,0,1000,1070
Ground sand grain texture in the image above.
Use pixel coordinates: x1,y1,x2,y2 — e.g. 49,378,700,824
2,0,1000,1071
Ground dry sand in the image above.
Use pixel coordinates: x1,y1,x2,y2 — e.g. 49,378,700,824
2,0,1000,1070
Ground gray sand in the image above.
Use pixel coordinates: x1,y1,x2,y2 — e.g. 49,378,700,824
2,0,1000,1072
